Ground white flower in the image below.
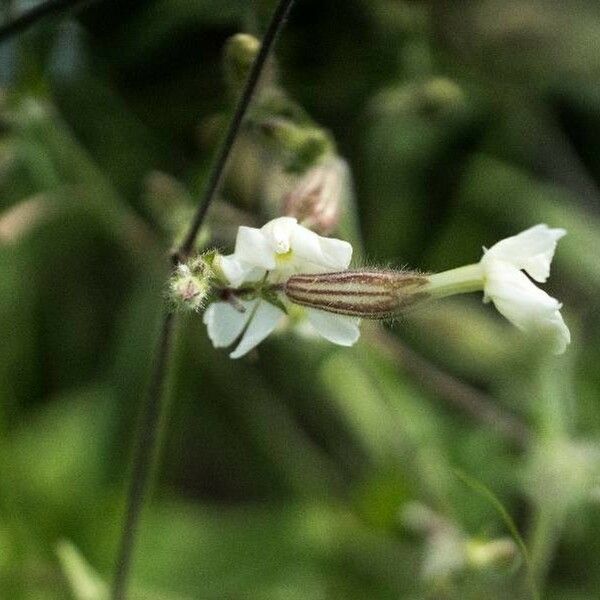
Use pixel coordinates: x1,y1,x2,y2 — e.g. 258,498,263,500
204,217,359,358
426,224,570,354
480,224,570,354
218,216,352,286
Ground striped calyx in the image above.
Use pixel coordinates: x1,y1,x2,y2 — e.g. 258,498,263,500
284,270,429,319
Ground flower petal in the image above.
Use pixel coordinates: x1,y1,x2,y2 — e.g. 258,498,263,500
229,300,285,359
234,226,277,270
307,309,361,346
203,299,257,348
290,225,353,271
218,255,265,288
318,235,353,270
482,224,566,282
484,261,570,354
261,217,298,254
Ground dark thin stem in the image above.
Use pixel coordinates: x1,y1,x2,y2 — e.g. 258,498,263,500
111,2,296,598
0,0,95,43
175,0,296,261
369,326,531,448
111,312,175,600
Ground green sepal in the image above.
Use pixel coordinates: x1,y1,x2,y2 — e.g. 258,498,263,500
201,248,218,269
260,289,288,315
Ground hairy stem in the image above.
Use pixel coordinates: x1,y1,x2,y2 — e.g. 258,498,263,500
111,1,296,598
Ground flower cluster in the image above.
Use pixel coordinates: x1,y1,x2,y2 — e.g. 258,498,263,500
192,217,570,358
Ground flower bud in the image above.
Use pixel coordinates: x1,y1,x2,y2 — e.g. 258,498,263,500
168,256,213,312
284,270,428,318
223,33,263,94
257,118,334,172
283,158,347,235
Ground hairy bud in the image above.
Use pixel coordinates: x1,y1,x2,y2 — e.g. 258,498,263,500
169,256,213,312
284,270,428,318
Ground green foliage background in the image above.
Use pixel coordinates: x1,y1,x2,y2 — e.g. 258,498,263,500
1,0,599,598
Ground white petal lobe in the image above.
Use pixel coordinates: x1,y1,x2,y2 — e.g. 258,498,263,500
483,224,566,282
230,301,285,359
234,226,277,270
289,225,326,265
219,255,265,288
317,236,353,270
203,300,256,348
484,261,570,354
307,309,360,346
262,217,297,254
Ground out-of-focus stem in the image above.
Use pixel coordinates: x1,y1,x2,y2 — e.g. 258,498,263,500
367,325,531,448
111,312,175,597
175,0,297,262
111,1,297,598
529,502,565,592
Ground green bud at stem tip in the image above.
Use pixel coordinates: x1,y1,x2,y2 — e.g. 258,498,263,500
223,34,261,91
